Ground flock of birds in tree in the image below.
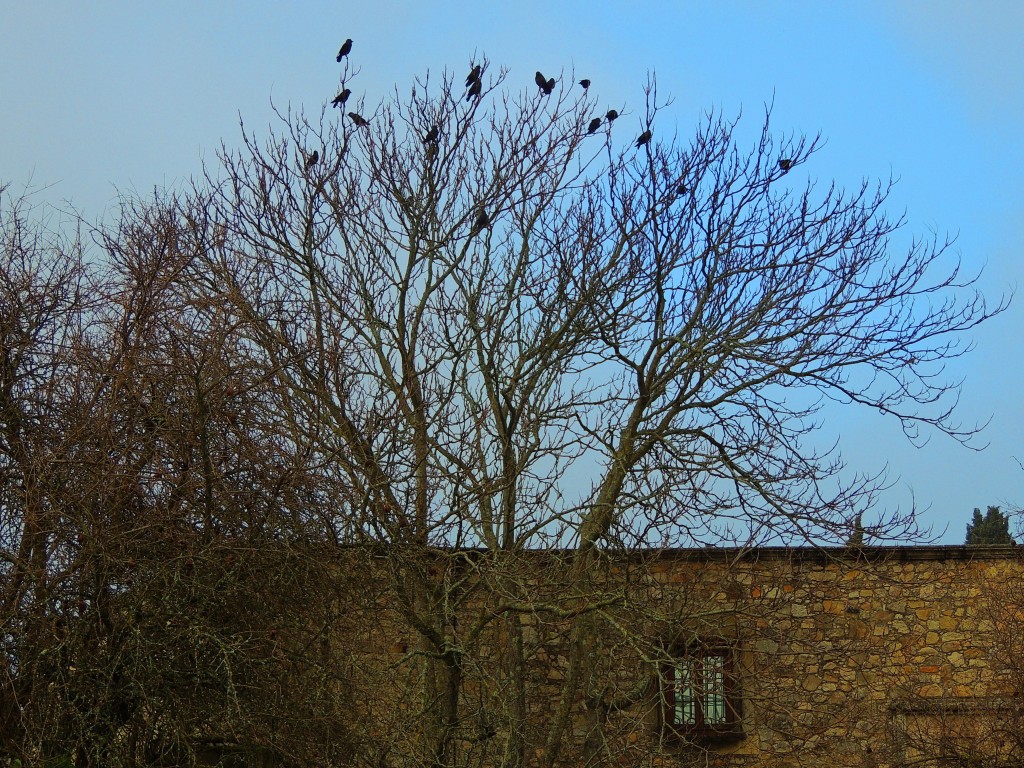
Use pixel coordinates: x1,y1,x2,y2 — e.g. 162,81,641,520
309,40,795,232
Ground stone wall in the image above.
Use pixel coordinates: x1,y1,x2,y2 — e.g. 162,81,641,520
343,546,1024,768
642,547,1021,767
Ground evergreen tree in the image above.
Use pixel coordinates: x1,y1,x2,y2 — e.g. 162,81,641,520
965,506,1017,545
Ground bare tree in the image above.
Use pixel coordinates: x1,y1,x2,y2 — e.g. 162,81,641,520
0,190,359,766
159,58,1004,766
0,49,1006,766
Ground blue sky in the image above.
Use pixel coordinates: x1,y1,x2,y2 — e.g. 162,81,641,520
2,1,1022,542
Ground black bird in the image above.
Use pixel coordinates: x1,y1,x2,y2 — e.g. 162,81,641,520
535,71,547,91
544,77,556,94
424,125,440,143
305,150,319,170
587,117,602,134
636,129,652,148
465,65,481,87
470,210,490,235
605,109,618,122
677,184,688,195
778,158,793,172
466,79,482,101
348,112,369,127
579,79,591,89
332,89,351,108
336,39,353,61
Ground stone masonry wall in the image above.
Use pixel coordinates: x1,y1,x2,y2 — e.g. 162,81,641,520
344,546,1024,768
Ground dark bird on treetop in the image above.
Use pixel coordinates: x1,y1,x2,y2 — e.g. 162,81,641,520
579,79,591,89
466,79,482,101
332,89,351,107
605,109,618,122
635,129,652,148
587,117,602,134
535,71,547,90
471,210,491,235
543,77,556,95
348,112,369,127
677,184,688,195
778,158,793,172
336,39,353,61
465,65,481,87
424,125,440,143
305,150,319,170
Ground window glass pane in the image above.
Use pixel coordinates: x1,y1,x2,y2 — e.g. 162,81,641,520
674,659,697,725
704,654,726,724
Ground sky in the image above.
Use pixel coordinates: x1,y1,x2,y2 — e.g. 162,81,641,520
2,1,1022,543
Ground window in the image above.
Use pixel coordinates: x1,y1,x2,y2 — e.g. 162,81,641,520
662,643,741,740
890,697,1019,766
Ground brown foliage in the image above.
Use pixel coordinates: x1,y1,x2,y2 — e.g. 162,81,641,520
0,190,355,766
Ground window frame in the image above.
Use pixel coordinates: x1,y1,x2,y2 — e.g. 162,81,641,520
660,640,742,742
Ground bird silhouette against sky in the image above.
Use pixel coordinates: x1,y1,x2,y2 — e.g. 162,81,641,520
587,117,602,134
332,89,351,108
471,210,490,236
636,129,652,148
336,39,352,61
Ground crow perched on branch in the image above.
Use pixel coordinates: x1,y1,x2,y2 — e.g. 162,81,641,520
424,125,440,143
579,79,591,89
534,72,555,94
348,112,369,127
465,65,481,87
778,158,793,172
470,210,491,236
587,117,602,134
466,79,482,101
305,150,319,170
332,89,351,107
605,109,618,122
635,129,652,148
336,39,353,61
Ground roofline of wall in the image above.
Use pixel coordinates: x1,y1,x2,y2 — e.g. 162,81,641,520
344,544,1022,563
637,544,1022,564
